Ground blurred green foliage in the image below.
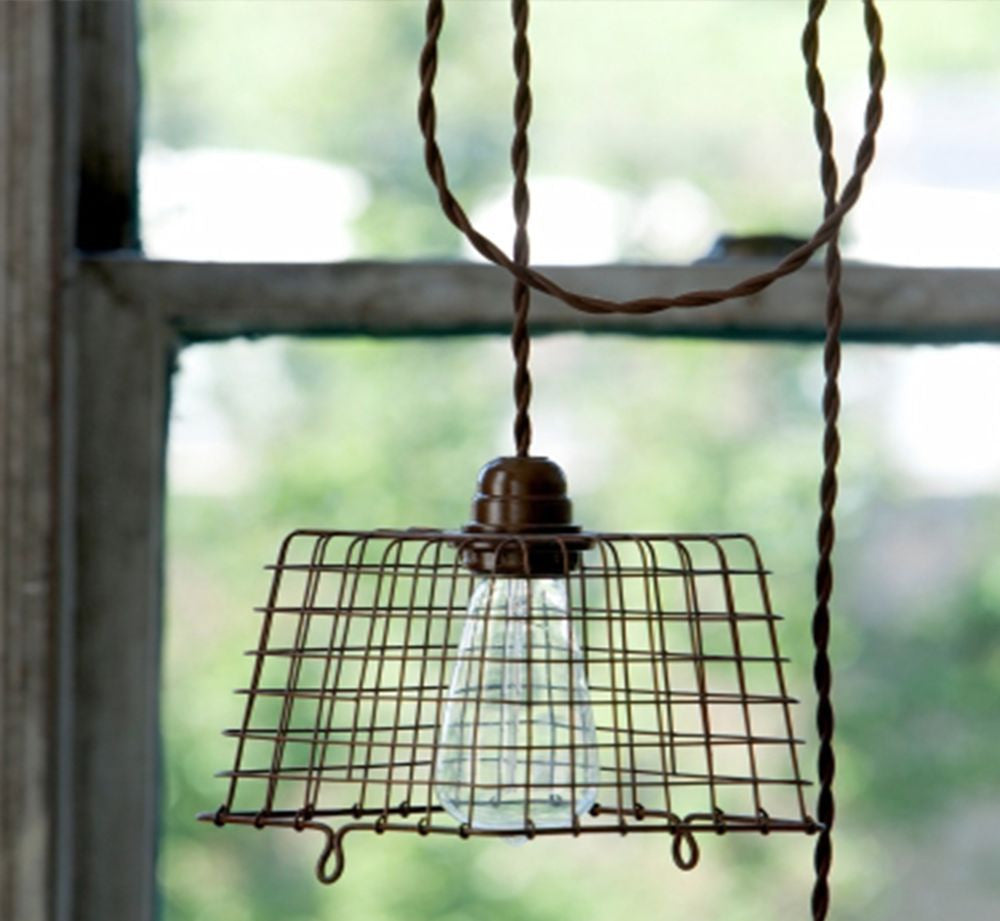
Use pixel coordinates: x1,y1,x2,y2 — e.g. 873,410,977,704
145,2,1000,919
163,337,1000,921
142,0,1000,257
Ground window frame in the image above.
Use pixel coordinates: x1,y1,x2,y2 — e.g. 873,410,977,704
3,3,999,920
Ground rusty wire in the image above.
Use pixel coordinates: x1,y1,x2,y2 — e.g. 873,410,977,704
418,0,884,314
201,530,818,884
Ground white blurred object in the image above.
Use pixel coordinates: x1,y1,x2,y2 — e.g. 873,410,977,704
887,346,1000,494
467,176,627,264
466,175,718,264
168,340,298,495
168,346,251,495
847,183,1000,268
843,76,1000,268
627,180,720,262
140,145,369,262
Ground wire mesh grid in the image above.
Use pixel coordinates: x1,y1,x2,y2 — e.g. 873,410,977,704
200,528,818,881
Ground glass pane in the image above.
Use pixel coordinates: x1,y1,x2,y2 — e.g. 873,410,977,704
140,1,1000,266
163,335,1000,920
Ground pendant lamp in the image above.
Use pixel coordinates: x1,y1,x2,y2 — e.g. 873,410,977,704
199,3,885,918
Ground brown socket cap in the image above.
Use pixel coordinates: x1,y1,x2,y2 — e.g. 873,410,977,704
461,456,584,576
466,456,576,533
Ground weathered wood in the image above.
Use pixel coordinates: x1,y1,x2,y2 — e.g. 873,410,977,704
67,4,166,919
81,257,1000,343
71,283,171,921
75,1,140,252
1,6,159,921
0,5,67,921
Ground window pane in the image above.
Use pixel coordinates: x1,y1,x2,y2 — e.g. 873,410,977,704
163,336,1000,920
140,0,1000,266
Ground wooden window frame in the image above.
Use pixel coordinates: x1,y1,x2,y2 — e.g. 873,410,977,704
1,3,997,920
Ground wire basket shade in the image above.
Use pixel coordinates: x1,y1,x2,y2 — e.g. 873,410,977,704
201,528,818,882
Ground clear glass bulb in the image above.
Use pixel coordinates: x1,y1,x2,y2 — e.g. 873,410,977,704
435,577,600,831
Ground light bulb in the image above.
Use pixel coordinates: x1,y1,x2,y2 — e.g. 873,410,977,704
435,576,600,831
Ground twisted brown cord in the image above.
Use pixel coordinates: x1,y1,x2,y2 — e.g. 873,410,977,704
511,0,532,457
419,0,885,315
804,3,882,919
